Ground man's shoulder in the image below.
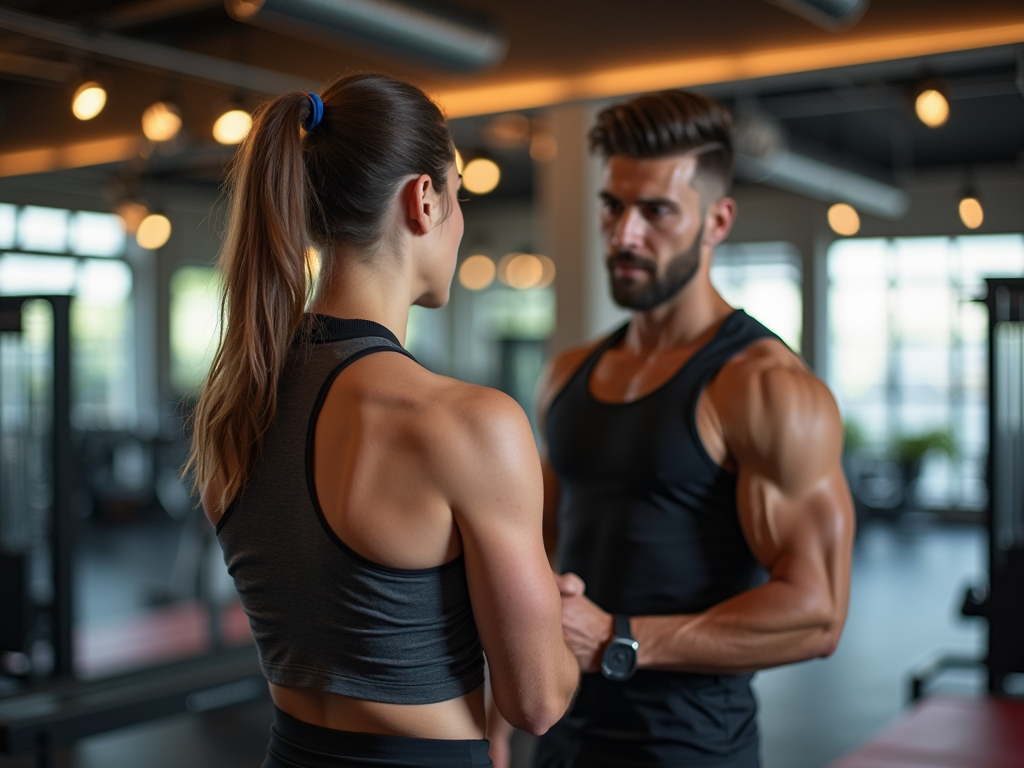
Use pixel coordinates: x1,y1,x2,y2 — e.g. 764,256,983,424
535,336,609,424
710,337,842,469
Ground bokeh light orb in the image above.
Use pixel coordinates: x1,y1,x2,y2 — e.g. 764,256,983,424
462,158,500,195
827,203,861,236
458,255,496,290
136,213,172,250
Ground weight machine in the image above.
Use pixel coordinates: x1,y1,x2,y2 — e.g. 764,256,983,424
0,296,265,768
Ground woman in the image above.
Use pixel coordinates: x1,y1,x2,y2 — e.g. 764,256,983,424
187,74,579,768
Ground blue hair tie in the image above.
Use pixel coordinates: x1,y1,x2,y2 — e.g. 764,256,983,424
303,93,323,131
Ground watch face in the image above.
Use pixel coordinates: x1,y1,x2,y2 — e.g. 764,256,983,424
601,638,638,680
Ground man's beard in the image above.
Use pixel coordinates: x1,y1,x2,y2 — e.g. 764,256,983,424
606,228,703,311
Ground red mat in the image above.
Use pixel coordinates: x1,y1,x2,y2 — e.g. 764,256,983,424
829,695,1024,768
76,599,253,678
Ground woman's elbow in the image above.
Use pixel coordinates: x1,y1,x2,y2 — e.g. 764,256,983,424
514,696,572,736
501,672,578,735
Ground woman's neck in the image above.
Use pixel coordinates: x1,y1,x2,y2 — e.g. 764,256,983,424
308,256,413,346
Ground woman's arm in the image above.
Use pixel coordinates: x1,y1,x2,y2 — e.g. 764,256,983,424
443,387,579,736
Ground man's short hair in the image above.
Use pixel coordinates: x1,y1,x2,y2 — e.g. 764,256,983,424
589,90,734,201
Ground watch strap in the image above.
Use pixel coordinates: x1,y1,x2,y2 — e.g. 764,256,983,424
614,614,632,640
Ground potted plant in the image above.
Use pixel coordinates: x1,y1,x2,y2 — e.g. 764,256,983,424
892,428,958,512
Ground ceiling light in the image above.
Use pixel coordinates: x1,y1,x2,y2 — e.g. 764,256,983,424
136,213,172,250
498,252,544,290
458,254,496,290
827,203,860,236
115,200,149,235
142,101,183,142
462,158,500,195
915,88,949,128
536,254,556,288
72,82,107,121
959,196,984,230
213,108,253,145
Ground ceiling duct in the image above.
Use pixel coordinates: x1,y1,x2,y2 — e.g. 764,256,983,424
734,113,909,219
768,0,869,30
224,0,507,73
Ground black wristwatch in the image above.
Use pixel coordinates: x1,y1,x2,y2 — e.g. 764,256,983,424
600,614,639,681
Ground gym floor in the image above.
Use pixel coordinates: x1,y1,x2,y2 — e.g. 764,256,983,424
0,517,985,768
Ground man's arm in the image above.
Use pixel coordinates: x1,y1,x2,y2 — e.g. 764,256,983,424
560,358,855,674
533,344,598,566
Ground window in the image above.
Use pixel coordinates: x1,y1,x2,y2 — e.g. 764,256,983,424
0,204,134,429
169,266,223,395
712,242,803,352
828,235,1024,510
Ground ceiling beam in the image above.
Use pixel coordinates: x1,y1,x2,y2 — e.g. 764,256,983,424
0,5,316,94
96,0,221,31
0,51,78,83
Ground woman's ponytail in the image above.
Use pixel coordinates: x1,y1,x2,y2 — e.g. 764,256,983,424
186,91,313,510
186,74,454,510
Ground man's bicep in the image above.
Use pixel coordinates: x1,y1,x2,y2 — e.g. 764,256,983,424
732,371,852,574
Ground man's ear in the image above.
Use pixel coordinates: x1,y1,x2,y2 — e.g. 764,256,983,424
405,174,435,236
704,196,737,247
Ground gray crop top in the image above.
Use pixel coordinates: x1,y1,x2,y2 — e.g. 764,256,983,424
216,315,485,705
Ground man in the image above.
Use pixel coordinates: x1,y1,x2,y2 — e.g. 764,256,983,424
489,90,854,767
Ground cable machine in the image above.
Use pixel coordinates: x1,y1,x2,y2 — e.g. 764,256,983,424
912,277,1024,698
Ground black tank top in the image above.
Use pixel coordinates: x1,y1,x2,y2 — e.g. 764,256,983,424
540,310,776,767
217,315,484,705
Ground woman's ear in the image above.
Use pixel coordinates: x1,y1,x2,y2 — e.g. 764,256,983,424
404,174,435,236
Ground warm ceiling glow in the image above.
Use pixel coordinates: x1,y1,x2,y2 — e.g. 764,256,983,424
455,149,465,175
463,158,500,195
136,213,172,249
142,101,183,142
458,255,496,290
959,197,984,230
915,89,949,128
499,252,545,290
0,136,139,178
828,203,861,236
530,131,558,162
213,109,253,145
116,200,149,234
437,23,1024,118
72,82,107,121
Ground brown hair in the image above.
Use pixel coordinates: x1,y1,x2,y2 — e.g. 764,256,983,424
187,73,454,510
589,90,734,199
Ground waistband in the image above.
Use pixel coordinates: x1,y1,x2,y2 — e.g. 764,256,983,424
265,707,493,768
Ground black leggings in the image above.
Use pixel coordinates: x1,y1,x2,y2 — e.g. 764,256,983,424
262,707,493,768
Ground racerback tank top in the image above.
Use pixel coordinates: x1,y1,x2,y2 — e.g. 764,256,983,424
540,310,778,767
216,315,485,705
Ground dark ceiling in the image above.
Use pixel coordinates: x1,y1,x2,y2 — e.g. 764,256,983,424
0,0,1021,201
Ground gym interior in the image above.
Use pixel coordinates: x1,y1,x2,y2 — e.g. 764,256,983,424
1,1,1023,766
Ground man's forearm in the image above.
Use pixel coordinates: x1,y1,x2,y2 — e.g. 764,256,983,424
632,579,842,674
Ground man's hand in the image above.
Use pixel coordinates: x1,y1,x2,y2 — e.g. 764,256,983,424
556,573,614,673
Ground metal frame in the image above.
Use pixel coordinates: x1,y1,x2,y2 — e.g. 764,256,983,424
0,296,268,768
0,296,73,679
908,278,1024,701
